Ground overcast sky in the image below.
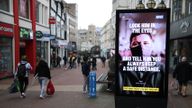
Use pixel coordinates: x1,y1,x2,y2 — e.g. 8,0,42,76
65,0,112,29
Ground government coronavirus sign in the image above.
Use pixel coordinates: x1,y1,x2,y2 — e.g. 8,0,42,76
115,9,170,108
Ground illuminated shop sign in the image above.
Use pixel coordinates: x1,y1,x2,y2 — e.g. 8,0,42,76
20,27,33,40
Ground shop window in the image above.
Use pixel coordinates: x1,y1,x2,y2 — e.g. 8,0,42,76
36,41,48,63
19,0,29,19
0,0,10,12
0,37,13,78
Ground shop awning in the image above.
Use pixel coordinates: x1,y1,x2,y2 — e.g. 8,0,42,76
58,40,68,48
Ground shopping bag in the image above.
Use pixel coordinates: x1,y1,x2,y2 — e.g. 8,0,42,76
8,79,20,93
46,80,55,95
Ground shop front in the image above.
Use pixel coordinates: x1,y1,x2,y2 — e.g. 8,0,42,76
50,39,68,67
58,39,68,65
170,15,192,67
19,27,37,72
50,39,59,68
36,31,53,66
19,27,33,58
0,22,13,79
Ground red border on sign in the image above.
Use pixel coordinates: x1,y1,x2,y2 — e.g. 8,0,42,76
49,17,56,24
0,22,13,37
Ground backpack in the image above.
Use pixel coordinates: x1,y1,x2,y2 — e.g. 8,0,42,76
17,63,26,77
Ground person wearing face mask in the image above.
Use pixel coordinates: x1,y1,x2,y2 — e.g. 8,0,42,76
118,33,165,96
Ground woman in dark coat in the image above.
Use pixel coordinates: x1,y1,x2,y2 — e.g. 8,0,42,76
173,56,192,97
34,57,51,99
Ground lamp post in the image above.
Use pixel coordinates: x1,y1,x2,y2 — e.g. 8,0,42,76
146,0,156,9
157,0,167,9
136,0,145,9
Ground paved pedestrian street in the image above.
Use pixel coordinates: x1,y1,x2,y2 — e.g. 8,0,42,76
0,60,115,108
0,91,114,108
0,61,192,108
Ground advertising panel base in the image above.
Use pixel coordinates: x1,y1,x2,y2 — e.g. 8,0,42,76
115,96,167,108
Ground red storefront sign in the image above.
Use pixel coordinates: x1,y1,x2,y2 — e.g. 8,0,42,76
49,17,56,24
0,23,13,36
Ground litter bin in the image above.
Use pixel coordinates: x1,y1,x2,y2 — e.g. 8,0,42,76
89,71,96,97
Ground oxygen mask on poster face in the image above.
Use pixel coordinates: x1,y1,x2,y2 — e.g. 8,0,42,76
130,42,143,56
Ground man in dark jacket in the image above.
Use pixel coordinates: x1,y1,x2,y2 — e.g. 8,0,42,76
81,56,91,93
173,56,192,97
34,57,51,99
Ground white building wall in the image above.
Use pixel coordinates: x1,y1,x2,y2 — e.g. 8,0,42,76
36,0,50,66
19,18,32,29
0,0,14,24
36,0,49,32
100,19,112,57
0,11,14,24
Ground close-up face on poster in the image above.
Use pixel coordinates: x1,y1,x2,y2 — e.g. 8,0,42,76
116,10,169,97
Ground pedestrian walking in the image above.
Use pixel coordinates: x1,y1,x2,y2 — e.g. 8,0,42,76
63,55,67,67
15,55,32,98
56,55,61,68
67,55,73,69
101,56,106,68
72,55,77,68
77,55,81,67
34,57,51,99
92,57,97,70
173,56,192,97
81,56,91,93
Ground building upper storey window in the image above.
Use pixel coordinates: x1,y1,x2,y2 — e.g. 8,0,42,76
36,1,48,25
36,1,40,23
58,3,61,16
19,0,29,19
0,0,10,12
189,1,192,14
51,0,56,10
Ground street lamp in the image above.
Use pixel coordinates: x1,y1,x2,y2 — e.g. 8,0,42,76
146,0,156,9
157,0,167,9
136,0,145,9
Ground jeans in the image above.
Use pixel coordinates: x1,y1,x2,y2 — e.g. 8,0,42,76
18,76,28,94
38,77,48,97
83,75,89,92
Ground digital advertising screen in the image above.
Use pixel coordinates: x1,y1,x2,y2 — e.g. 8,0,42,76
115,9,169,98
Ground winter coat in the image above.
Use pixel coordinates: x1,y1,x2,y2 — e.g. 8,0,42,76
35,60,51,79
173,61,192,83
